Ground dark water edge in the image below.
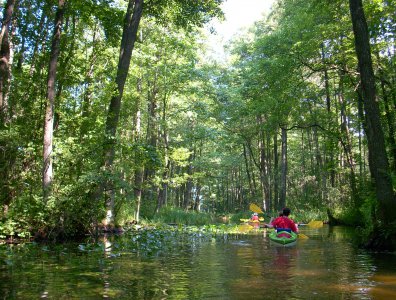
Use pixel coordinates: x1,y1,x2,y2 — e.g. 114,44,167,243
1,225,396,299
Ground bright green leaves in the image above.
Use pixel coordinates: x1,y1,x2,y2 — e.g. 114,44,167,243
145,0,224,30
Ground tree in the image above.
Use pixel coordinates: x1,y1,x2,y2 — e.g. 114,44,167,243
42,0,66,202
349,0,396,249
0,0,16,125
99,0,143,226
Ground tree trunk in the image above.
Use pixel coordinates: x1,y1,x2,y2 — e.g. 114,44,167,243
321,43,331,113
80,27,98,140
375,52,396,172
0,0,16,215
193,184,201,211
144,70,159,186
243,143,254,196
349,0,395,231
258,117,269,211
42,0,65,202
279,127,287,210
99,0,143,226
380,80,396,172
273,131,279,211
183,150,194,210
134,76,143,222
338,71,359,207
0,0,15,125
157,130,170,212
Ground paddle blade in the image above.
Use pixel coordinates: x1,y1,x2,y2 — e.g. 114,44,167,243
298,233,309,239
259,217,264,222
307,221,323,228
249,203,264,214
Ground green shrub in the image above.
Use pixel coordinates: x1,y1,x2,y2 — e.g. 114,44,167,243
153,207,215,226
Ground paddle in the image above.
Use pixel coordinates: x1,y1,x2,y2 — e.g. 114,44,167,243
249,203,264,214
298,233,309,239
307,220,323,228
296,220,324,238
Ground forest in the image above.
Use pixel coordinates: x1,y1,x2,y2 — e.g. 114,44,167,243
0,0,395,250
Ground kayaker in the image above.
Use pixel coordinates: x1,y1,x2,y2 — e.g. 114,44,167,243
271,207,298,233
250,213,260,228
251,212,259,221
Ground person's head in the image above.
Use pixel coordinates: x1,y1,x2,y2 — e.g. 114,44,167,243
282,207,291,216
253,213,258,216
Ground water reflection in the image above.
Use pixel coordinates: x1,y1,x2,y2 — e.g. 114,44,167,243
102,234,112,298
0,226,396,299
271,246,297,282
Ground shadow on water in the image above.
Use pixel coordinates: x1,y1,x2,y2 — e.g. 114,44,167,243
1,225,396,299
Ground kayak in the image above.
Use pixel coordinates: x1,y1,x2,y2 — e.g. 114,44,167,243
269,230,298,246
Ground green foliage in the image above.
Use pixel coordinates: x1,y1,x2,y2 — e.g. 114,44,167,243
153,207,215,226
229,211,252,224
114,200,138,226
329,207,364,227
286,209,327,225
145,0,224,30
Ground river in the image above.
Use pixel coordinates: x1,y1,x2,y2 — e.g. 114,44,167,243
1,225,395,299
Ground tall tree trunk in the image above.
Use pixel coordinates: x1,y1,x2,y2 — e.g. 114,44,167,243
375,49,396,172
266,134,272,210
258,117,269,211
321,43,331,113
356,88,367,177
273,131,279,211
133,76,143,222
313,125,326,205
42,0,65,202
183,148,194,210
193,184,201,211
338,71,359,206
248,142,258,194
99,0,143,226
380,79,396,172
144,70,159,187
279,127,287,210
349,0,395,231
80,27,98,140
243,143,254,196
183,166,193,210
157,113,170,213
0,0,16,215
0,0,15,125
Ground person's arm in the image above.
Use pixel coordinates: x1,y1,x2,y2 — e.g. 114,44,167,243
271,218,279,229
290,219,298,232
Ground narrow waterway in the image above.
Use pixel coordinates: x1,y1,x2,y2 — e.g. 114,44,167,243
1,226,395,299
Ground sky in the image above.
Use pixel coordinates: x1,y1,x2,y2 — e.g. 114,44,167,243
205,0,276,60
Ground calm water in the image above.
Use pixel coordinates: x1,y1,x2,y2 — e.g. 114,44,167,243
1,226,396,299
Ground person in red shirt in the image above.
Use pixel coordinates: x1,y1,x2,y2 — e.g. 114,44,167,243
251,213,259,221
271,207,298,233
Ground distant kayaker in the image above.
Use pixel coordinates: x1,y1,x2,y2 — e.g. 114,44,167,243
251,212,259,221
271,207,298,233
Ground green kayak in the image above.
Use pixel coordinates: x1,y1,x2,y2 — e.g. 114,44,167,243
269,230,298,246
